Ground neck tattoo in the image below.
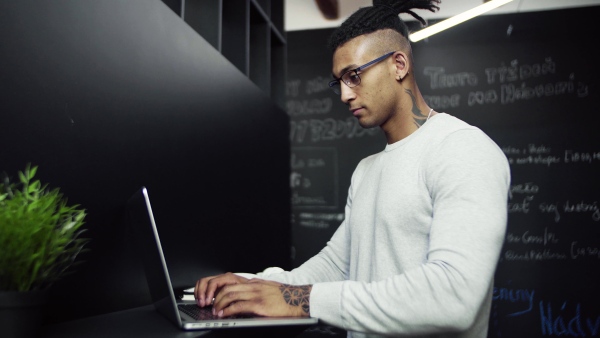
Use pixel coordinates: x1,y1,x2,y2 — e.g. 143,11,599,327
426,108,433,121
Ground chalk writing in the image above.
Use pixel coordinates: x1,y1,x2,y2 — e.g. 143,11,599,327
508,195,534,214
538,200,600,223
423,58,590,109
286,76,338,99
291,153,328,170
509,182,540,199
571,241,600,259
503,144,600,166
485,58,556,84
529,144,551,154
512,154,562,166
290,172,311,189
468,90,498,106
501,80,575,104
292,192,327,206
539,202,561,222
299,212,344,222
540,301,600,336
504,249,567,261
564,150,600,164
502,146,521,155
423,67,478,89
492,288,600,336
564,200,600,221
287,79,301,97
508,182,539,214
577,81,590,97
296,213,345,229
506,228,559,246
422,94,461,109
290,148,338,208
286,98,332,117
493,287,535,316
305,76,331,95
298,219,330,229
290,118,379,143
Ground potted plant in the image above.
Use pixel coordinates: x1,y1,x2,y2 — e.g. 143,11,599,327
0,164,90,338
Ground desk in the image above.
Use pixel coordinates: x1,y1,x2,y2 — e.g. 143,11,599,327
40,305,344,338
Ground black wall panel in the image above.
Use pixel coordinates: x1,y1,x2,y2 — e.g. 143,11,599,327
0,0,291,324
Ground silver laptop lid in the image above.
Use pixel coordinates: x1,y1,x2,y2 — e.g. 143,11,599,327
128,186,184,328
127,186,319,330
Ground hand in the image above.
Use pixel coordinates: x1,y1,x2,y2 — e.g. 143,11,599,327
212,279,312,318
194,272,250,307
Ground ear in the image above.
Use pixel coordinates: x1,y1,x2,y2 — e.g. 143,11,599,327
393,51,409,81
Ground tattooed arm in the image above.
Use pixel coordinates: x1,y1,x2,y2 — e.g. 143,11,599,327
195,273,313,318
279,283,312,317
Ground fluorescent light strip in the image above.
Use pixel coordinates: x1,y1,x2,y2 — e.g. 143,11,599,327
409,0,514,42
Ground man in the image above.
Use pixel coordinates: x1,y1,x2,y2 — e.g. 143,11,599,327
195,1,511,337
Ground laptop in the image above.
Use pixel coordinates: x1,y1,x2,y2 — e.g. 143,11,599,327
127,186,319,330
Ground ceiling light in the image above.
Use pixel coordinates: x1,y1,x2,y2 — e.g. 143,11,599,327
409,0,514,42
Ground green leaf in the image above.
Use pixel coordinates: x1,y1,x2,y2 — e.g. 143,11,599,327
0,164,90,291
18,171,27,184
28,166,38,180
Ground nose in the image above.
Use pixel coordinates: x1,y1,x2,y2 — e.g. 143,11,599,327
340,84,356,104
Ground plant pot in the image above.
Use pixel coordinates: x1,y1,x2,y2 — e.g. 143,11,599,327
0,290,47,338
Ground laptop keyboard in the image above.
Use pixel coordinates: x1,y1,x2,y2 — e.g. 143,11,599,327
178,304,255,320
178,304,217,320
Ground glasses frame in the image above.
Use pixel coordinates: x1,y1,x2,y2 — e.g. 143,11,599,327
328,51,396,95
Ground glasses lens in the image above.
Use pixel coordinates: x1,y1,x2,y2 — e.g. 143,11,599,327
329,81,341,95
343,70,361,87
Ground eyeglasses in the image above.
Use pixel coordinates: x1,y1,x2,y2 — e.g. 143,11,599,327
328,51,396,95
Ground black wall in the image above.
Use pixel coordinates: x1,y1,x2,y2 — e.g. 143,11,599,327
1,0,291,324
286,7,600,338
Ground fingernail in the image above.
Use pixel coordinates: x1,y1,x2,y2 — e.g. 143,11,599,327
212,308,216,316
199,299,204,307
217,310,223,317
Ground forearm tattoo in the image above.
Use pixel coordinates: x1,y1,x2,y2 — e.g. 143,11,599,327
279,284,311,316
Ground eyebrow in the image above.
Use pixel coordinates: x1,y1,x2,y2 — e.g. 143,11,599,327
332,64,359,79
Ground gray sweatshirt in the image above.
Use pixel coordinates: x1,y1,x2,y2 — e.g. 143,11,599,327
263,113,511,338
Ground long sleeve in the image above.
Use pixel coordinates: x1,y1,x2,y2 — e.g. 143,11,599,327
264,114,510,338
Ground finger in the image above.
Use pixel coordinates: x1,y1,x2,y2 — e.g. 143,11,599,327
205,273,249,307
194,279,200,303
212,284,257,316
195,276,213,307
217,299,256,318
247,278,281,287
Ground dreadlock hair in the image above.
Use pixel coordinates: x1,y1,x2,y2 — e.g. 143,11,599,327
327,0,441,52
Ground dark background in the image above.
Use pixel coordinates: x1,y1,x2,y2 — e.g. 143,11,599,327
1,0,291,325
2,1,599,337
285,6,600,338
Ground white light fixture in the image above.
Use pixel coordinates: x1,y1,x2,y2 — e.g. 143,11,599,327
409,0,514,42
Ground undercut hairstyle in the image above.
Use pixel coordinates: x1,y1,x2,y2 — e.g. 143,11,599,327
327,0,441,52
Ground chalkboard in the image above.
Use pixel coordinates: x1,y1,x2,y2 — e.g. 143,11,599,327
286,6,599,338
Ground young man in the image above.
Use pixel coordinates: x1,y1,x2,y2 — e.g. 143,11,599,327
195,1,511,337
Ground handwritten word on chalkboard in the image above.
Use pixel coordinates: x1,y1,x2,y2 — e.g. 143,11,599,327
423,58,590,109
291,147,338,209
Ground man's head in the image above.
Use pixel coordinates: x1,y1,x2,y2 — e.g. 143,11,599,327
327,0,441,53
328,0,442,93
327,0,441,140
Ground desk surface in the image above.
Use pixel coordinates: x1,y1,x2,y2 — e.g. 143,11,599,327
40,305,344,338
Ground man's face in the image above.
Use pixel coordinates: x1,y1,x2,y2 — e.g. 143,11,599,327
331,35,401,130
